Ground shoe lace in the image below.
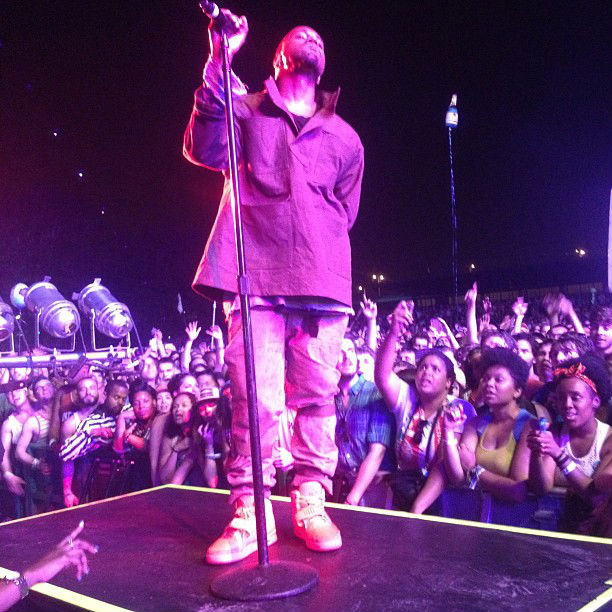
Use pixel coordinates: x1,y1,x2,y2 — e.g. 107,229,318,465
295,493,330,527
225,504,255,536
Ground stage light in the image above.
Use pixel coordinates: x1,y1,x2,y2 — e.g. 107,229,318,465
75,279,133,339
0,298,15,341
10,283,27,310
11,280,80,338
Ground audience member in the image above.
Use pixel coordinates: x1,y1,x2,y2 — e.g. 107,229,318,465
375,302,474,511
1,286,610,540
527,354,612,535
442,348,533,504
334,337,394,507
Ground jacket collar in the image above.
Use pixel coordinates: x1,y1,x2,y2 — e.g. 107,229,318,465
264,76,340,131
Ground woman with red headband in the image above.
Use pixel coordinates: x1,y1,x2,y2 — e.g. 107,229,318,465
527,353,612,535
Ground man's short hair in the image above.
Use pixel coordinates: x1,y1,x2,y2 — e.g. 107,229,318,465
481,329,518,352
513,332,537,355
105,378,129,395
552,332,594,358
29,375,50,392
592,306,612,327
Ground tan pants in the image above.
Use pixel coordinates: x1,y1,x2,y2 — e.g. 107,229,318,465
224,306,348,504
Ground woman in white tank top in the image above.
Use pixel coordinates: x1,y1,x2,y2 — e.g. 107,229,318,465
527,355,612,534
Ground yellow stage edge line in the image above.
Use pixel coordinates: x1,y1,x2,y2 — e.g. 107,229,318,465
576,587,612,612
31,582,136,612
0,566,135,612
166,484,612,545
321,498,612,545
0,484,171,527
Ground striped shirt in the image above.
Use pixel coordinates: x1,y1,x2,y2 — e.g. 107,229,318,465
59,411,117,461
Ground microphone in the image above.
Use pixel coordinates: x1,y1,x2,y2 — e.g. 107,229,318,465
198,0,240,32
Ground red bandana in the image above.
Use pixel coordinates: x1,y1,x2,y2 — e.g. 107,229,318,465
553,362,597,395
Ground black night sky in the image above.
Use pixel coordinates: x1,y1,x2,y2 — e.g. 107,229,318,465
2,1,611,338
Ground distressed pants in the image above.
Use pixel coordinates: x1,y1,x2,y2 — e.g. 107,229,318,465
224,306,348,504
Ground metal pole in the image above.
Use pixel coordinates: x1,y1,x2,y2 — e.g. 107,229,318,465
220,31,269,567
0,349,134,369
448,126,458,310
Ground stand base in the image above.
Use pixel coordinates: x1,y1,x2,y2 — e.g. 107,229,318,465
210,559,318,601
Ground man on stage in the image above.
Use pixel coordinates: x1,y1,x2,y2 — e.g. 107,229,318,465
183,10,364,564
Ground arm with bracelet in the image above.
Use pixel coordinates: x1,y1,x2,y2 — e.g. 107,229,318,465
464,416,531,503
527,420,599,500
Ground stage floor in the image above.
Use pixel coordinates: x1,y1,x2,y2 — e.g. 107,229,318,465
1,485,611,612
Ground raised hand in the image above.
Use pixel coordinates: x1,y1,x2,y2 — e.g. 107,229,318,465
185,321,202,342
208,9,249,63
558,294,575,317
512,296,528,318
542,292,562,318
482,296,492,314
206,325,224,346
25,522,98,585
442,402,466,434
360,298,378,321
464,282,477,308
390,301,413,336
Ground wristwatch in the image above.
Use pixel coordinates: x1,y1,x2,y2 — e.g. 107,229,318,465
467,465,485,490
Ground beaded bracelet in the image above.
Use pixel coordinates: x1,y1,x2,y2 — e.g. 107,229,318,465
1,573,28,599
554,451,570,468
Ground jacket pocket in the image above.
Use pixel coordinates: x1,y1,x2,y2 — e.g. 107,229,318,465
241,202,293,270
240,117,290,201
310,130,341,188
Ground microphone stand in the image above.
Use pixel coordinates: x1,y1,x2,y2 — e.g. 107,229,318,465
209,30,318,602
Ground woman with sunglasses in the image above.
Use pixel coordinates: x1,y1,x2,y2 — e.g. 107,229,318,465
375,301,475,511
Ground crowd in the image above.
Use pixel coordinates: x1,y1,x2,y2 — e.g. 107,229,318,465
1,285,610,538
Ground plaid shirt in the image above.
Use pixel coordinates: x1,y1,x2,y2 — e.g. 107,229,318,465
335,376,395,475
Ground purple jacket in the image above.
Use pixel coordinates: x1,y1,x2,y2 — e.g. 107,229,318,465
183,74,364,307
